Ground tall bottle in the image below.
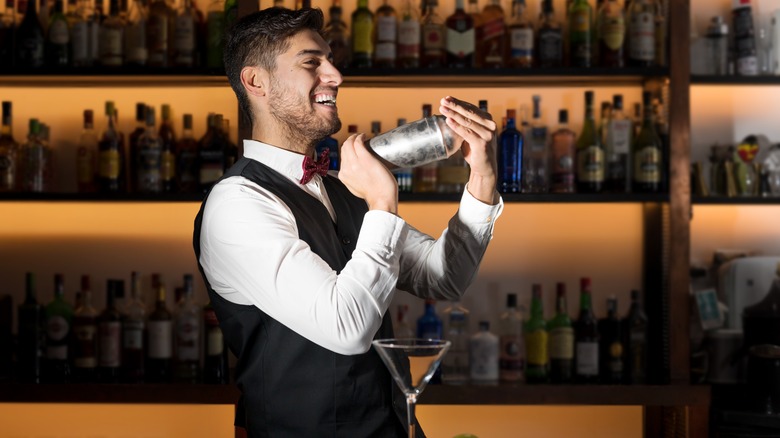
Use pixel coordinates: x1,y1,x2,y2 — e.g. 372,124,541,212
324,0,350,71
122,272,146,383
441,301,469,384
0,101,18,192
499,292,524,382
549,109,575,194
605,94,632,192
19,118,53,193
173,0,197,67
159,104,177,192
536,0,562,68
174,274,201,383
45,0,70,67
396,0,420,68
146,0,171,67
467,0,482,67
497,108,523,193
203,300,228,383
567,0,592,68
98,101,125,193
622,289,648,384
205,0,224,69
576,90,604,193
350,0,373,68
69,0,93,67
176,113,199,192
124,0,147,67
128,103,147,193
598,296,623,384
470,321,499,382
0,0,16,69
98,0,124,67
76,110,98,193
627,0,659,68
507,0,532,68
137,106,162,193
198,113,226,192
420,0,445,68
596,0,624,68
146,277,172,382
71,275,99,382
522,95,548,193
548,282,574,383
98,279,123,383
15,0,45,68
417,298,442,383
574,277,599,384
44,274,72,383
445,0,474,69
17,272,43,383
374,0,397,68
524,284,548,383
477,0,505,68
412,104,438,192
632,91,663,193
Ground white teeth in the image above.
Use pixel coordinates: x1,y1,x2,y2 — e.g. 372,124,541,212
315,95,336,104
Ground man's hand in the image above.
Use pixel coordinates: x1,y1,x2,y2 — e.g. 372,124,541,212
338,133,399,214
439,96,499,205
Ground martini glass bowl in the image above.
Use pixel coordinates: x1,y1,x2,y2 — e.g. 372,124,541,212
372,338,451,438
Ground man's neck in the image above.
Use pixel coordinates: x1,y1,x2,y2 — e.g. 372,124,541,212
251,119,316,157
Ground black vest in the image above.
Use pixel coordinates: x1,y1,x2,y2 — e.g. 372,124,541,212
193,157,414,437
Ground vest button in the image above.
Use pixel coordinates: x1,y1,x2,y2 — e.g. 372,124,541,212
341,237,351,245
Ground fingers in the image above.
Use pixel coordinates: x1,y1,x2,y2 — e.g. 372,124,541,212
439,96,497,141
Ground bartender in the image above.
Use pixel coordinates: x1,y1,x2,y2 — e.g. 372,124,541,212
193,6,503,437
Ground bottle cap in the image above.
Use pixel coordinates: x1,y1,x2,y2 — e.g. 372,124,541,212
532,284,542,299
580,277,591,293
348,124,358,133
135,103,146,121
507,293,517,308
478,100,488,111
556,282,566,297
558,109,568,124
183,114,193,129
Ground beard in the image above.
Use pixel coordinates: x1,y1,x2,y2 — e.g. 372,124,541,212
267,74,342,149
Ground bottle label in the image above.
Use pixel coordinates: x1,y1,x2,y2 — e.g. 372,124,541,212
537,29,562,64
161,150,176,181
73,322,97,368
446,27,475,58
123,319,144,350
609,341,624,373
148,320,173,359
600,16,625,51
576,145,605,182
607,119,632,157
176,314,199,361
398,20,421,58
46,316,69,360
498,334,524,381
47,345,68,360
575,341,599,376
629,12,655,61
76,148,94,185
125,23,148,65
174,15,196,53
377,15,397,43
470,335,499,380
99,321,121,367
199,149,224,184
49,20,70,45
509,27,533,58
525,329,548,366
549,327,574,359
352,16,373,54
480,17,505,41
207,328,223,356
634,146,661,183
178,149,198,184
480,18,505,64
737,56,759,75
98,27,123,66
99,149,120,179
375,42,396,62
571,9,590,32
71,21,89,62
422,23,445,53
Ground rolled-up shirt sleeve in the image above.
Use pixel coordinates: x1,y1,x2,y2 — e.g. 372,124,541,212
199,180,408,355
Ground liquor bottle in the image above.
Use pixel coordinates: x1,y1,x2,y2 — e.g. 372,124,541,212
632,91,662,193
159,104,177,192
548,282,573,383
525,284,548,383
576,90,604,193
420,0,445,68
498,292,524,382
597,101,611,151
198,113,226,192
89,0,104,64
507,0,532,68
0,0,15,69
605,94,632,193
574,277,599,384
627,0,659,68
205,0,224,69
350,0,373,68
122,271,146,383
598,296,623,384
69,0,92,67
445,0,474,69
436,150,469,193
0,101,18,192
146,0,171,67
467,0,482,68
174,274,201,383
15,0,45,68
412,104,438,192
137,106,162,193
441,301,469,384
416,299,442,339
176,113,199,192
98,0,124,67
98,102,126,193
470,321,499,382
567,0,592,68
497,108,523,193
45,0,70,67
397,0,420,68
18,272,43,383
549,110,575,194
75,110,98,192
622,289,647,384
536,0,562,68
374,0,397,68
98,279,123,383
522,95,548,193
146,278,172,382
477,0,505,68
71,275,98,382
124,0,147,67
19,118,52,193
173,0,197,67
315,133,339,172
596,0,624,68
203,300,228,384
392,119,413,192
44,273,73,383
394,304,415,338
324,0,350,71
127,103,146,193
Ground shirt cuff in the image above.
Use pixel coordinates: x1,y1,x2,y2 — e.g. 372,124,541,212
458,183,504,227
356,210,408,253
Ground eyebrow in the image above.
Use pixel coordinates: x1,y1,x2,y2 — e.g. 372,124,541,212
295,49,334,61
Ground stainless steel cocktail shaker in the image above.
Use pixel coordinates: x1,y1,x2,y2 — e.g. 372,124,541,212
366,115,464,168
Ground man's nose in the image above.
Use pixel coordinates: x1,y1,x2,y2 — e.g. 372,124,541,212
320,60,343,86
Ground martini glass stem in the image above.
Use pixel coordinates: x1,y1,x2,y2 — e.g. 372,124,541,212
406,393,418,438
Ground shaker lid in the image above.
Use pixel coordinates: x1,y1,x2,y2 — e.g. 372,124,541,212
707,16,729,36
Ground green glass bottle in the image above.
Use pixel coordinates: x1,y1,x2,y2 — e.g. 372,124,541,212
206,0,226,69
17,272,43,383
575,90,604,193
548,282,573,383
44,273,73,383
567,0,592,68
351,0,374,68
45,0,70,67
632,91,663,193
524,284,548,383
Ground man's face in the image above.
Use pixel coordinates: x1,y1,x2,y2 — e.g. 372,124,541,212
266,29,343,145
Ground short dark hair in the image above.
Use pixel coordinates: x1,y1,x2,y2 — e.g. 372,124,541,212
224,7,325,128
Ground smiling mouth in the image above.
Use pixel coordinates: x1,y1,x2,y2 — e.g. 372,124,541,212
313,94,337,107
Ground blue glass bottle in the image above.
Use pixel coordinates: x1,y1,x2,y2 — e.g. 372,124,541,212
315,135,340,171
416,299,443,383
498,109,523,193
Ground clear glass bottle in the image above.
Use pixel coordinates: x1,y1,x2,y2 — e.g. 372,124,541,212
596,0,624,68
445,0,474,69
350,0,373,68
576,90,604,193
44,273,72,383
122,271,146,383
441,301,470,384
507,0,532,68
605,94,632,193
499,292,524,382
124,0,148,67
478,0,505,68
497,108,523,193
470,320,499,382
19,118,53,193
0,101,19,192
174,274,201,383
627,0,659,68
324,0,350,71
397,0,420,68
549,109,576,194
374,0,397,68
567,0,593,68
420,0,445,68
522,95,549,193
137,106,162,193
536,0,562,68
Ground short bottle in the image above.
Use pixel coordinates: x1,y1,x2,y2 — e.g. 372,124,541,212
524,284,548,383
441,301,470,384
470,321,499,383
499,293,525,382
574,277,599,384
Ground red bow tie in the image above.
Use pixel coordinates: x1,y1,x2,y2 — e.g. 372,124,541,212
300,149,330,184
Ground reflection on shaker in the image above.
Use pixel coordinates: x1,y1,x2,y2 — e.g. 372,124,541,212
365,115,464,169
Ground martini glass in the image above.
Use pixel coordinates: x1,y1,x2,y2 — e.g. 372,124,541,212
372,338,451,438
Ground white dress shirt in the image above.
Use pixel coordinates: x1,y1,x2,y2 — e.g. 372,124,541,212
199,139,503,355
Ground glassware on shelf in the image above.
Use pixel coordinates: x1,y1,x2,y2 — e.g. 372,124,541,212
372,338,450,438
763,144,780,196
705,16,728,76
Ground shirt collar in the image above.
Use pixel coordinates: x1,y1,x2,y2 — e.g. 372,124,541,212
242,139,319,185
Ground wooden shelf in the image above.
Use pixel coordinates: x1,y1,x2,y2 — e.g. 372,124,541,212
691,75,780,86
0,383,240,404
692,196,780,205
0,68,227,87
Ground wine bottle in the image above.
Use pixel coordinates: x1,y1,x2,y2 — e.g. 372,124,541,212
548,282,574,383
15,0,45,69
146,277,172,382
45,0,70,67
176,113,199,193
44,273,73,383
98,279,123,383
122,272,146,383
124,0,148,67
499,292,524,382
17,272,43,383
598,296,623,384
574,277,599,384
525,284,548,383
445,0,475,69
351,0,373,68
98,101,125,193
596,0,625,68
575,90,604,193
71,275,98,382
397,0,420,68
632,91,663,193
137,106,163,193
147,0,171,67
173,0,198,67
567,0,593,68
198,113,227,192
98,0,124,67
159,104,177,192
0,101,19,192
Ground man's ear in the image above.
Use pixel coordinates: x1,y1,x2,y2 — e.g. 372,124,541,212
240,66,268,99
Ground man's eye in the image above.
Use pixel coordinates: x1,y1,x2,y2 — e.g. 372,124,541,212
304,59,321,66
